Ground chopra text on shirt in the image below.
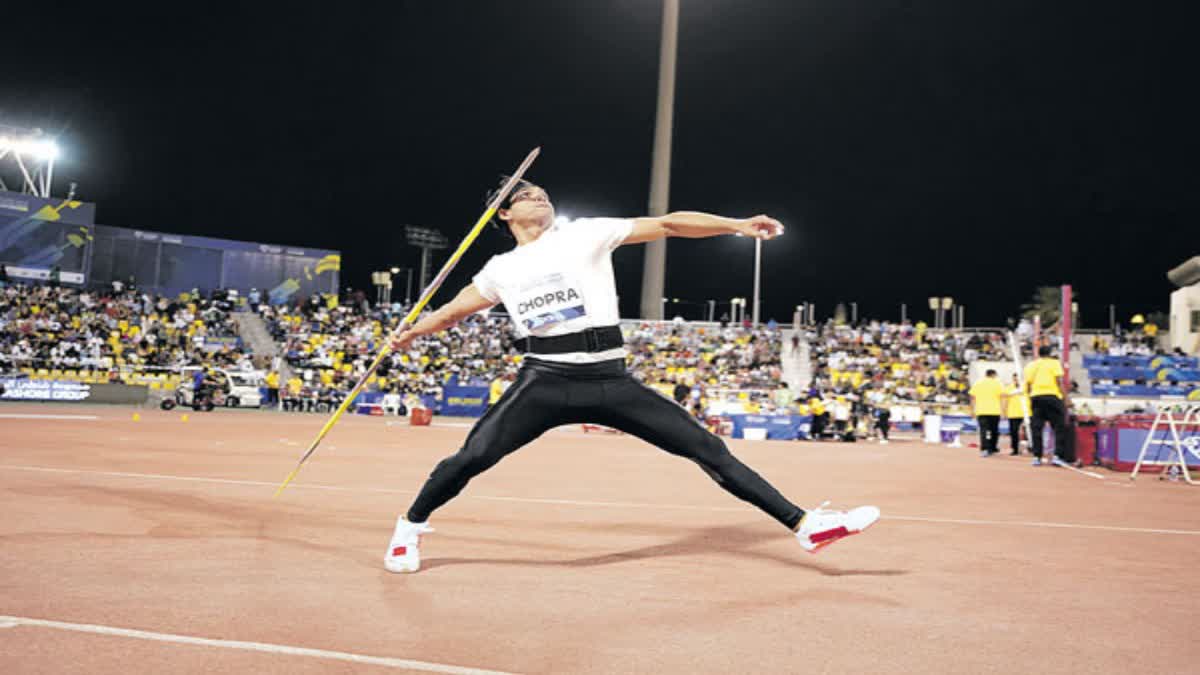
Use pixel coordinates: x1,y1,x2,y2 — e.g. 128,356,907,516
517,288,582,314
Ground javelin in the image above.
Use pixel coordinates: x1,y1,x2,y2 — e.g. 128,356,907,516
274,147,541,497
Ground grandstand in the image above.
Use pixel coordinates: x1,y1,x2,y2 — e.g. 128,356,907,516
4,182,1190,435
5,258,1192,438
0,188,341,303
1084,353,1200,398
0,283,249,395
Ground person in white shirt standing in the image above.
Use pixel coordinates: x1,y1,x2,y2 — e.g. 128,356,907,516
383,180,880,573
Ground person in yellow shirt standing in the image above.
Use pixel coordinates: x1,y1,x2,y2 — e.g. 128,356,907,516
1004,374,1029,456
264,370,280,408
968,369,1004,457
488,373,510,409
809,395,828,441
1024,346,1069,466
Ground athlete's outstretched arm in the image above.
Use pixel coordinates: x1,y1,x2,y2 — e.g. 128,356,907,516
623,212,783,245
391,284,495,351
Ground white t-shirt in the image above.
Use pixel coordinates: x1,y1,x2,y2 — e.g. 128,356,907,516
473,217,633,364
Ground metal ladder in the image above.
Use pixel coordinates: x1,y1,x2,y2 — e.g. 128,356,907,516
1130,404,1200,484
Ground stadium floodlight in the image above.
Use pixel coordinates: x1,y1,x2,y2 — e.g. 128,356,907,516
34,139,60,160
390,266,400,275
0,137,60,160
0,125,61,197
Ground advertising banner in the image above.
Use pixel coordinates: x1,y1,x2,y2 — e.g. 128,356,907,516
89,225,340,301
0,191,95,279
729,414,812,440
441,385,488,417
0,378,148,404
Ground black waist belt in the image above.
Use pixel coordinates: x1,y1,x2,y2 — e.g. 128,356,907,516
520,325,624,355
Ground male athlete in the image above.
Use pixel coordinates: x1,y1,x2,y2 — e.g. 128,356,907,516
385,180,879,572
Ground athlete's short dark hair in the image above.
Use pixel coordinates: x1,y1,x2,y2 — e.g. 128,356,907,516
485,176,546,238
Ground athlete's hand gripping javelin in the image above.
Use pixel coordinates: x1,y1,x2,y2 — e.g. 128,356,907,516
733,215,785,240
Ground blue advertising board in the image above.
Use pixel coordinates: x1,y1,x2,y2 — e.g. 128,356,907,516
729,414,812,440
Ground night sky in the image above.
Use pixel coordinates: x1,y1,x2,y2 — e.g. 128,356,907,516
3,1,1194,327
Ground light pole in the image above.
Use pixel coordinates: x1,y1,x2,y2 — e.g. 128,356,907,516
389,267,401,306
404,226,449,291
850,301,858,325
371,271,395,306
640,0,679,320
752,236,762,327
941,297,955,329
731,297,746,324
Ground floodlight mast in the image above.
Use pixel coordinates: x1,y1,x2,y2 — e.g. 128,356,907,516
0,124,60,198
404,225,450,291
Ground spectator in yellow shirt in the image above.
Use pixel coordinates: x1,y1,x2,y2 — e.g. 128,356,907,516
284,375,304,412
1004,374,1029,456
809,396,829,440
968,369,1004,456
265,370,280,407
1023,346,1069,466
489,375,508,407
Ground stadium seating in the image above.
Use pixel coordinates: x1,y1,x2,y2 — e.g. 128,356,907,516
806,321,1008,414
0,283,248,385
3,280,787,413
260,300,785,411
1082,353,1200,398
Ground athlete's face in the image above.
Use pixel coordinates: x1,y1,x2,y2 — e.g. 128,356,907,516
501,185,555,229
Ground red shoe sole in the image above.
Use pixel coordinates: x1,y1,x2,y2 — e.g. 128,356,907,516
806,519,877,554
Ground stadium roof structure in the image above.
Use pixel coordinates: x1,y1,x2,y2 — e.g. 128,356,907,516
1168,256,1200,289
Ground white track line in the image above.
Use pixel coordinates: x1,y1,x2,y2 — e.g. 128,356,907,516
0,414,99,420
1,463,1198,536
0,614,518,675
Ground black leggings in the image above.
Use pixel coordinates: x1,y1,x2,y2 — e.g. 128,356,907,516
407,357,805,529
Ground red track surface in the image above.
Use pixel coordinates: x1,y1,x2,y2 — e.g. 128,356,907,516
2,403,1198,673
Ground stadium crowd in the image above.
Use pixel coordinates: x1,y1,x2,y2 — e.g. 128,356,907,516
0,282,251,385
257,296,788,414
258,296,521,411
807,320,1006,408
626,320,783,389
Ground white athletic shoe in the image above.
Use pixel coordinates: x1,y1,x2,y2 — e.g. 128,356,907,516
384,517,435,573
795,501,880,553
